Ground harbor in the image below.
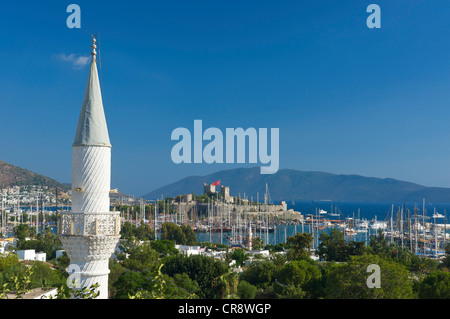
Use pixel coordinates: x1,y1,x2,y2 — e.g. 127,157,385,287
1,182,449,261
116,184,450,260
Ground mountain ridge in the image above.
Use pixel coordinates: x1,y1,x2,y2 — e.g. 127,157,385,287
142,167,450,203
0,160,68,190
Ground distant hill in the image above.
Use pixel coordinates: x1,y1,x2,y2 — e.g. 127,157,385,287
142,167,450,203
0,160,68,190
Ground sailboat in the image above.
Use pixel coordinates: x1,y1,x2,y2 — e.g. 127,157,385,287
329,206,341,217
432,208,444,219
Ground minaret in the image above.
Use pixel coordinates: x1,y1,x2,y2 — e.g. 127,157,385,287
59,37,121,299
247,221,252,251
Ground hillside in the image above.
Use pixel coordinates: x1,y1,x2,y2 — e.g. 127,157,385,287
142,167,450,203
0,160,68,190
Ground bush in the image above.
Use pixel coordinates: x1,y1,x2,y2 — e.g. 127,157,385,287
418,271,450,299
237,280,257,299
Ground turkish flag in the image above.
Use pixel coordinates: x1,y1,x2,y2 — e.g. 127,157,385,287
212,180,220,186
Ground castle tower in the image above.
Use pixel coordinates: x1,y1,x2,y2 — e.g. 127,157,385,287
59,37,121,299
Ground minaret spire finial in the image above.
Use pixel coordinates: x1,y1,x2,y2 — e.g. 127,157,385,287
91,35,97,62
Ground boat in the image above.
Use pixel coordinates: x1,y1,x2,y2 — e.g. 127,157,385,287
329,212,340,217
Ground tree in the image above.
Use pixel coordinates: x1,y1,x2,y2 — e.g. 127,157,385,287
230,248,247,267
120,221,135,240
108,258,126,298
14,224,34,243
120,221,155,241
286,233,313,260
317,228,348,261
418,271,450,299
237,280,257,299
29,261,66,289
45,283,100,299
441,243,450,269
240,260,278,289
134,221,155,241
367,228,392,257
180,225,197,245
318,229,366,262
252,237,264,250
120,241,161,273
324,254,415,299
161,223,187,244
150,239,179,257
162,254,229,299
0,266,33,299
275,259,322,298
213,270,239,299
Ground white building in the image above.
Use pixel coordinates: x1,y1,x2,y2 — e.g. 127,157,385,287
175,245,204,256
16,249,46,262
35,251,46,262
58,37,121,299
17,249,36,261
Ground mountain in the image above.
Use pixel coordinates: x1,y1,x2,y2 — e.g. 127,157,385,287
0,160,68,190
142,167,450,203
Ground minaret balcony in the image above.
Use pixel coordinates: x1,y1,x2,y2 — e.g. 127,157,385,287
58,211,121,236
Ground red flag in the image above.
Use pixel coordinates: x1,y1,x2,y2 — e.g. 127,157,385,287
212,180,220,186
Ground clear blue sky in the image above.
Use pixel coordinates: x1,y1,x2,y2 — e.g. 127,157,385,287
1,1,450,196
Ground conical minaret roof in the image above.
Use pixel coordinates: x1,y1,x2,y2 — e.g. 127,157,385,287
73,37,111,147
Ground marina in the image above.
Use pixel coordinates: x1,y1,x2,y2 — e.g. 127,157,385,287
2,190,449,260
117,193,450,260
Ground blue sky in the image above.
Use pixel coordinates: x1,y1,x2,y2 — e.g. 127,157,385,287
1,1,450,196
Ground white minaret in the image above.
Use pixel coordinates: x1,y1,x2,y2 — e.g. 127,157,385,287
59,36,120,299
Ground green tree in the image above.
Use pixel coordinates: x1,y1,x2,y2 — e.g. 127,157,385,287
150,239,179,257
252,237,264,250
120,221,135,240
213,270,239,299
324,254,415,299
317,228,348,261
120,221,155,241
162,254,229,299
46,283,101,299
180,225,197,245
240,260,278,289
230,248,247,267
276,259,322,298
318,229,366,262
367,228,392,257
286,232,313,260
29,261,66,289
120,241,161,273
134,221,155,241
14,224,34,243
161,223,187,244
237,280,257,299
441,243,450,270
418,271,450,299
108,258,126,298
